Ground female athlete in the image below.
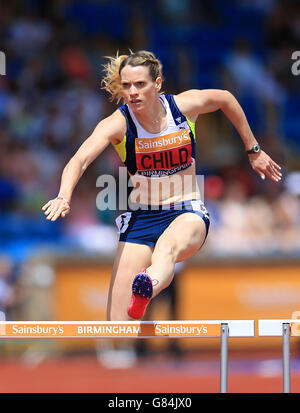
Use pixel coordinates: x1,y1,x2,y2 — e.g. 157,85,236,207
42,50,282,321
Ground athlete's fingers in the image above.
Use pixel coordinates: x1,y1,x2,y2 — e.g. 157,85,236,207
44,204,54,216
43,199,59,215
253,167,265,180
262,167,279,182
257,166,275,182
46,209,57,220
43,198,70,218
270,160,281,171
42,201,51,211
48,203,70,220
61,208,70,218
50,210,63,221
266,164,282,182
58,206,70,220
269,162,282,178
46,204,62,220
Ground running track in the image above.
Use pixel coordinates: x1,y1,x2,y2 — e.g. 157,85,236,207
0,352,299,393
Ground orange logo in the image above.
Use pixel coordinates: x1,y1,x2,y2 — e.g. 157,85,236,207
135,130,191,153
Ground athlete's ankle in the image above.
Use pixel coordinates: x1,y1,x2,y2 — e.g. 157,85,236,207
142,267,159,288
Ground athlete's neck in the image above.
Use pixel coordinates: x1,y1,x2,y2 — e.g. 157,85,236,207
133,99,167,134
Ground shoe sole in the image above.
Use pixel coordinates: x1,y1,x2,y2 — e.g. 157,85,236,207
132,273,153,299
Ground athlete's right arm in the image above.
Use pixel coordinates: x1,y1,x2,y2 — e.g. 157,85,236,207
42,110,126,221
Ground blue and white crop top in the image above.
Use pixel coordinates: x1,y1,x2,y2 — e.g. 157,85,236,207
113,94,196,178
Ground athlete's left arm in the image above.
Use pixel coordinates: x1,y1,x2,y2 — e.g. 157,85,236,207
175,89,282,182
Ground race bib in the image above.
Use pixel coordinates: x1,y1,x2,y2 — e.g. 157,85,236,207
135,129,192,177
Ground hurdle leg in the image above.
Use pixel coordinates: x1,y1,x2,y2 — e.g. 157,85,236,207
282,323,291,393
220,323,229,393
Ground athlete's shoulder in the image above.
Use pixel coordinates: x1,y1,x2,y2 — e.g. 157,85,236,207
172,90,202,122
102,108,127,128
174,89,226,122
117,103,135,126
175,88,232,109
173,89,201,107
96,109,126,144
161,93,182,115
117,102,129,116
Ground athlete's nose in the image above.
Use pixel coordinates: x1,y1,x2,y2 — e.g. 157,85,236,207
129,84,138,96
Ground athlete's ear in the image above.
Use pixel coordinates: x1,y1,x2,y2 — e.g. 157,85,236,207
155,76,162,92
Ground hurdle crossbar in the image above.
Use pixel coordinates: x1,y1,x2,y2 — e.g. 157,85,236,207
258,319,300,393
0,320,254,393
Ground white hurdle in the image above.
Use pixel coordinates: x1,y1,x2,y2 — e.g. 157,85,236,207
0,319,254,393
258,319,300,393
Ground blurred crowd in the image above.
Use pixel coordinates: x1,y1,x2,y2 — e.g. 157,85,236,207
0,0,300,284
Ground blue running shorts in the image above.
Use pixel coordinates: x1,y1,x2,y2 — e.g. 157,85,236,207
115,199,210,247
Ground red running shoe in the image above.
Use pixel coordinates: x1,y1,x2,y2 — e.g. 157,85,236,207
127,270,153,320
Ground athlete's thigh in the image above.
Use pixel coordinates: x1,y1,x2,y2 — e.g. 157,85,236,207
155,212,207,263
107,241,153,320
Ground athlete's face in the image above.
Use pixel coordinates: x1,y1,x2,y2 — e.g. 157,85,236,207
120,65,162,112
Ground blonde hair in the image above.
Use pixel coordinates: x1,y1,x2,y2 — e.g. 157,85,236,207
101,50,163,103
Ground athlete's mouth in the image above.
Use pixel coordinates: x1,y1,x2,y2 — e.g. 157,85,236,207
130,99,142,104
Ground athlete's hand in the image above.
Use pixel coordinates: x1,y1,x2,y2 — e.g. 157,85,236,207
42,197,70,221
248,150,282,182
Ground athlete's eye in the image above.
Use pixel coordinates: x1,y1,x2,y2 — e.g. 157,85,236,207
137,82,145,87
121,83,130,89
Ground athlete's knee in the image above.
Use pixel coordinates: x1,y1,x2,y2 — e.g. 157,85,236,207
108,306,131,321
153,239,177,261
107,289,131,321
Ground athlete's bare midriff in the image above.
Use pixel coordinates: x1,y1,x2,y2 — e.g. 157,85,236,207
128,162,201,206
